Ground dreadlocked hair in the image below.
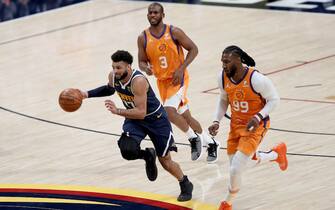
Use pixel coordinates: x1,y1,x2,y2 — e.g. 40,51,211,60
223,45,256,67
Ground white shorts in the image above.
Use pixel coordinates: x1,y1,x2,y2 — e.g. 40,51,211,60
163,86,189,114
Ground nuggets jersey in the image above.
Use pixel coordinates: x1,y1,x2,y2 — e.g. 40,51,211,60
113,70,161,116
223,67,269,127
144,24,188,80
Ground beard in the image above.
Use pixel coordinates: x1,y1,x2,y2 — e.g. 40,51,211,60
226,65,237,78
149,17,162,26
115,71,128,81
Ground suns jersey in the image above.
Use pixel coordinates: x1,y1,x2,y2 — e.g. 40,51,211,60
144,24,188,80
223,67,269,127
113,70,161,116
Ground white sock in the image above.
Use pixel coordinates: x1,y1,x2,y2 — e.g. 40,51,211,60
199,131,215,146
260,150,278,162
254,150,278,165
185,127,197,139
225,190,237,205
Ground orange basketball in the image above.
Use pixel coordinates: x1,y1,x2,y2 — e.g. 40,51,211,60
58,88,83,112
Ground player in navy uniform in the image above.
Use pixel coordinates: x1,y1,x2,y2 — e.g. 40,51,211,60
80,50,193,202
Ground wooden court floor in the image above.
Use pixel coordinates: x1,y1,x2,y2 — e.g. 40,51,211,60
0,0,334,209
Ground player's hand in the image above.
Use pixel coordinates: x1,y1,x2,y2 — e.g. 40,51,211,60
79,89,88,99
172,68,184,86
144,64,153,76
105,99,118,114
208,122,220,136
246,116,260,132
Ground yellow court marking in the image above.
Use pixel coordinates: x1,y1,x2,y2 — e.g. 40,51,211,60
0,197,119,206
0,184,218,210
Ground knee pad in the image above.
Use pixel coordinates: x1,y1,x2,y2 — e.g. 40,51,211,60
118,133,141,160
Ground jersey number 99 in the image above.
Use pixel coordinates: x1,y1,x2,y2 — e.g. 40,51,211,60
233,101,249,113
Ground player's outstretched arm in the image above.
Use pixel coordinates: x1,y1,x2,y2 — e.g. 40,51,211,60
80,72,115,99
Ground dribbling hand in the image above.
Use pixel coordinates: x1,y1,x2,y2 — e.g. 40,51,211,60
79,90,88,99
105,99,118,114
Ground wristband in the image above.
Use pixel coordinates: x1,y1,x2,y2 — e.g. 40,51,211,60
254,113,263,122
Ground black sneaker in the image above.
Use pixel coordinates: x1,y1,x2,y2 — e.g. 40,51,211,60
144,148,158,181
207,139,220,163
177,176,193,202
189,134,202,161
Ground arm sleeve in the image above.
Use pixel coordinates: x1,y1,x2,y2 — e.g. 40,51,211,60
251,71,280,118
214,71,229,122
87,84,115,98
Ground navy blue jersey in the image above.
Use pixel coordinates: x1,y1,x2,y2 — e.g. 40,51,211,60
113,69,161,116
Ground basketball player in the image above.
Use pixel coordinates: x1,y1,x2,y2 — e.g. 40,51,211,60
80,50,193,202
208,46,288,210
138,2,220,163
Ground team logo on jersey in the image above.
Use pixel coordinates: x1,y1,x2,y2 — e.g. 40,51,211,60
234,89,245,100
117,92,134,102
158,43,167,52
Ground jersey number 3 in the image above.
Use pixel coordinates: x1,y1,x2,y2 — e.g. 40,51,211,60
159,56,168,68
233,101,249,113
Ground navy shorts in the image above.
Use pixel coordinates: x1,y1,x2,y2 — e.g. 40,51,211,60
122,106,175,157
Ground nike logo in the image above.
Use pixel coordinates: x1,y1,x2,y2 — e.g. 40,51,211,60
157,113,162,118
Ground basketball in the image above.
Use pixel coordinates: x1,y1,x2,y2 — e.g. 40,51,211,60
58,88,83,112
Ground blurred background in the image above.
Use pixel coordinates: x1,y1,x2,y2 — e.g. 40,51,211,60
0,0,88,22
1,0,334,23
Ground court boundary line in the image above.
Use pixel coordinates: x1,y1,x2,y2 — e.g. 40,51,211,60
1,106,334,158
